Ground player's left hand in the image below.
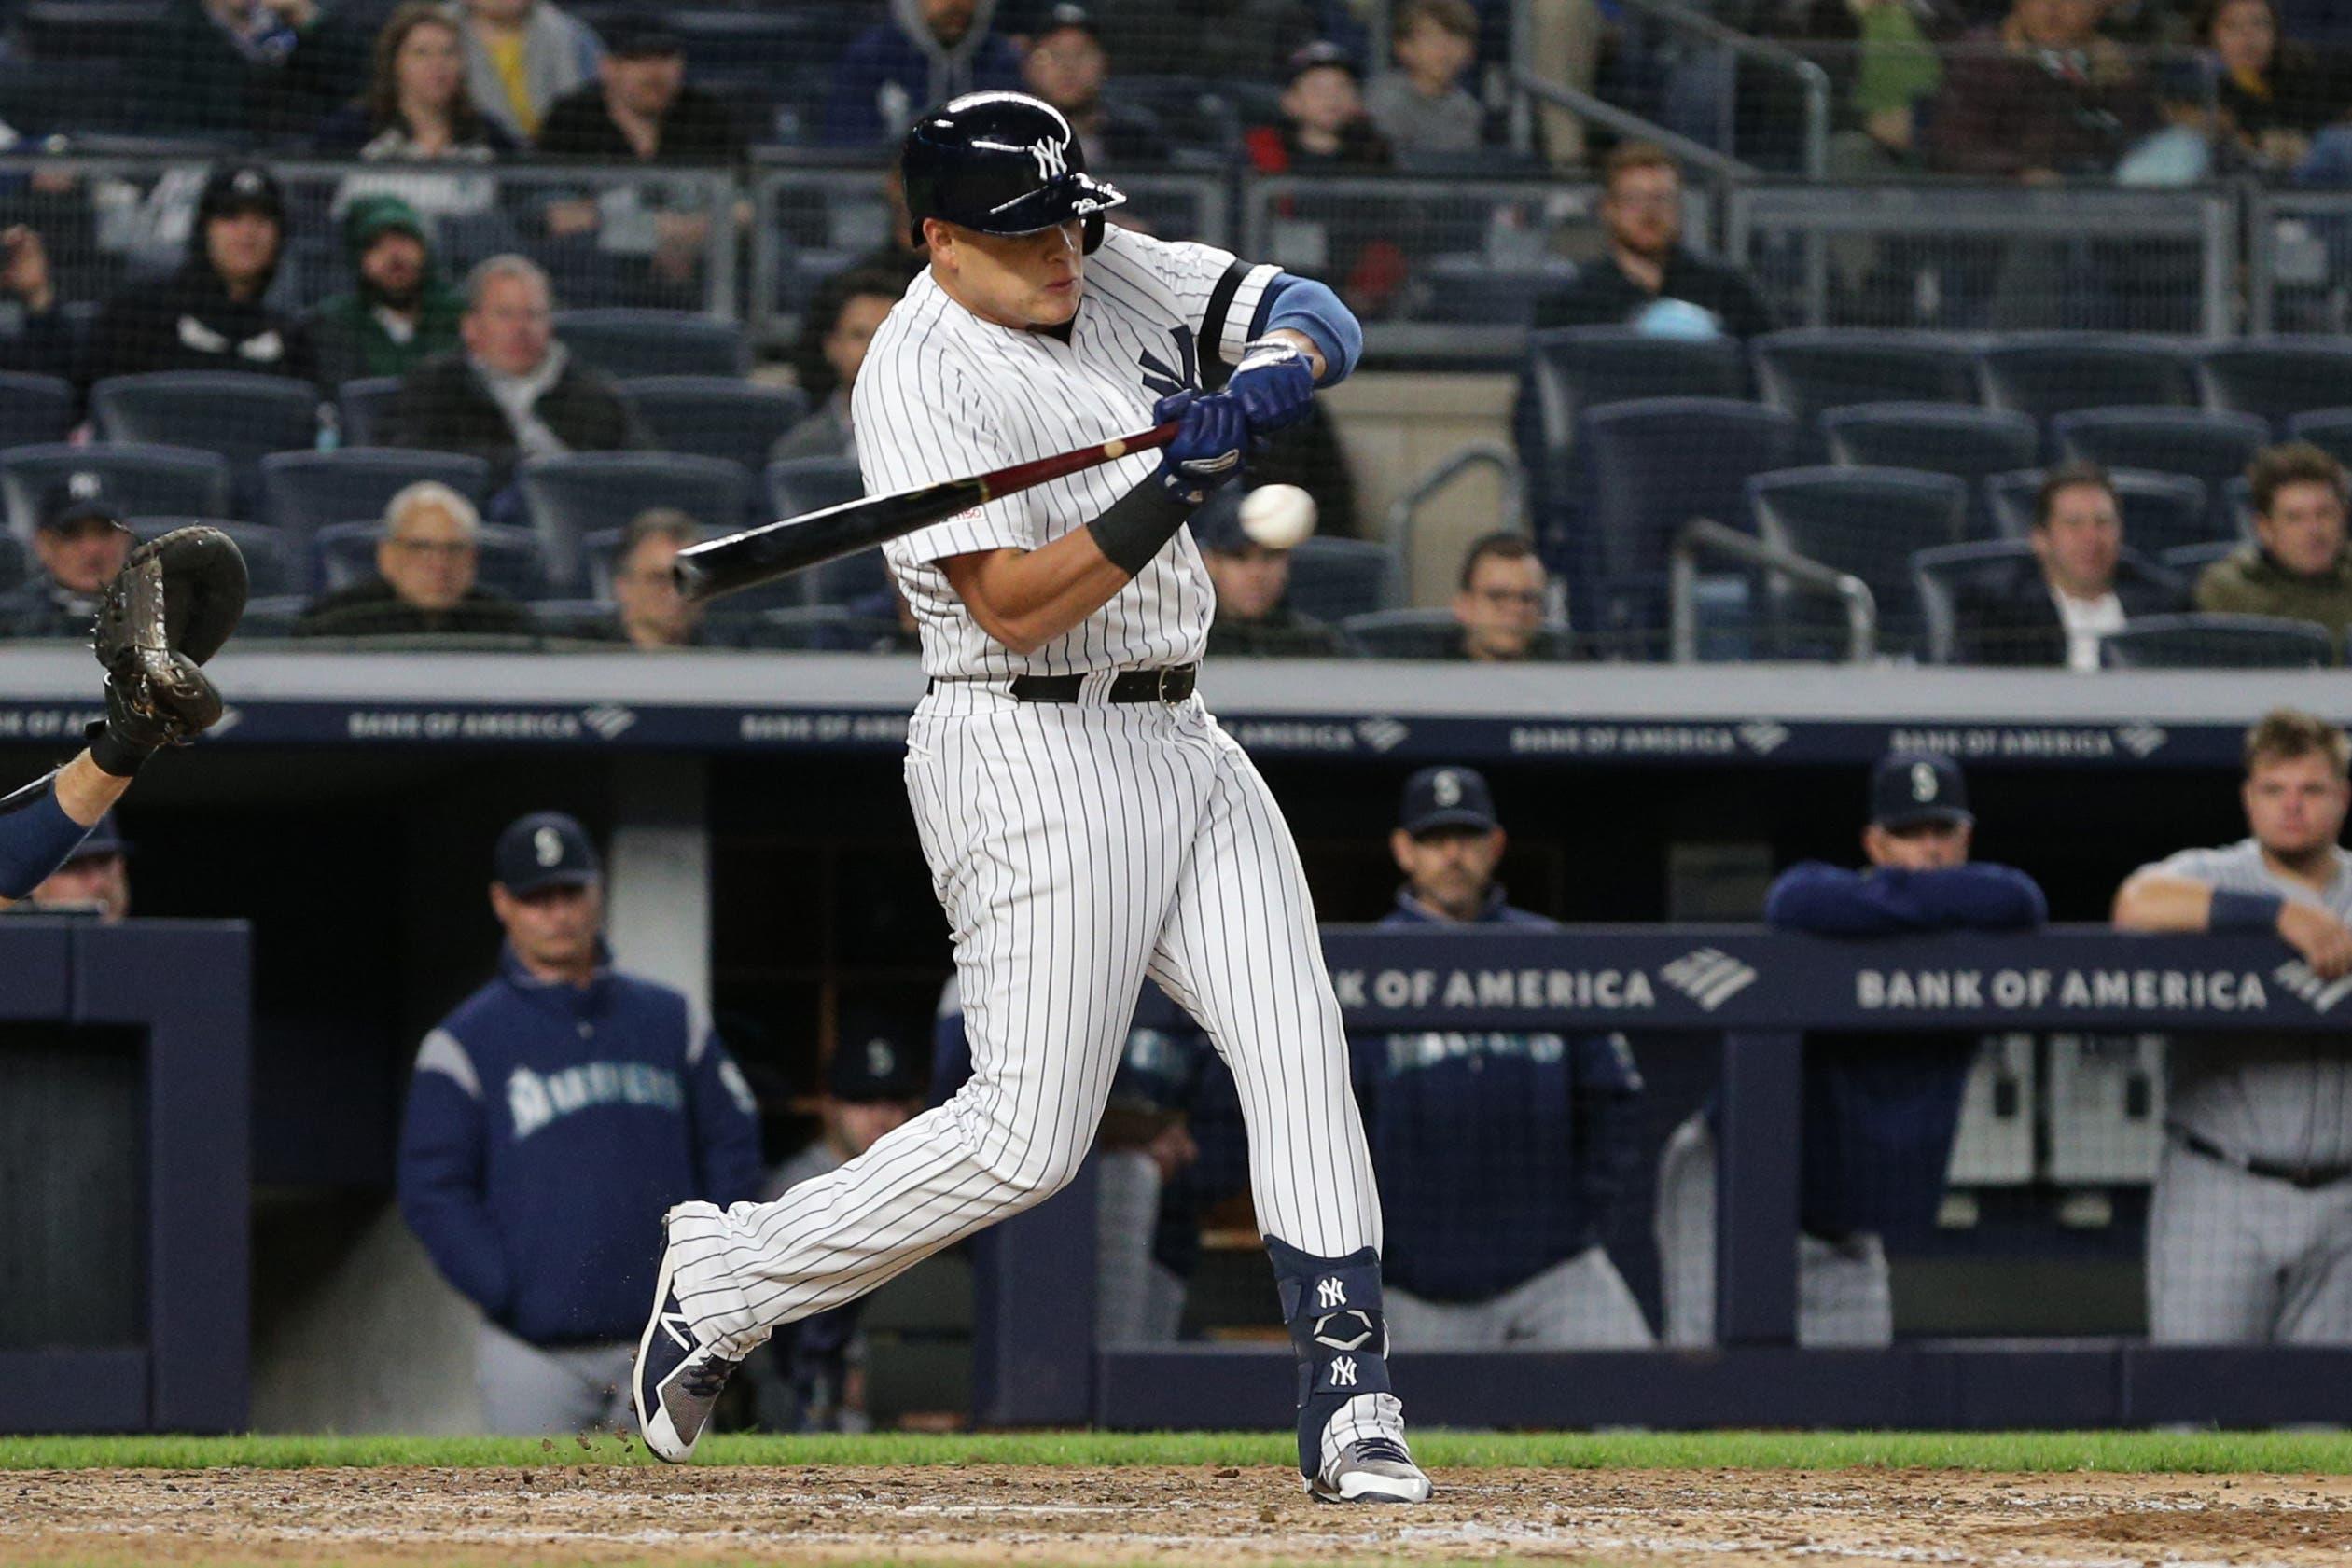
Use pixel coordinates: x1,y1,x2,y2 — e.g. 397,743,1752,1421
1151,390,1247,506
1226,338,1315,434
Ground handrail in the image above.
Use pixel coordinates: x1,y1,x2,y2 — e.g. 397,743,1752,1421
1385,442,1524,605
1510,68,1756,184
1608,0,1832,178
1669,517,1874,663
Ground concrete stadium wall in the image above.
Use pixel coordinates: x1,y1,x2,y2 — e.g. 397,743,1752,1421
1324,372,1514,604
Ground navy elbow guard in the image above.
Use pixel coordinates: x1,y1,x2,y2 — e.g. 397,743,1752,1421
0,775,93,900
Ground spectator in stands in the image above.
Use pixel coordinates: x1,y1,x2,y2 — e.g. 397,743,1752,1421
1948,461,2187,668
295,480,535,638
2116,707,2352,1343
84,163,316,388
388,255,647,489
2194,442,2352,645
398,810,765,1434
1195,487,1347,657
751,1009,926,1431
1365,0,1485,159
1928,0,2161,180
1246,41,1394,173
536,11,744,163
1658,753,2047,1348
0,479,132,642
1533,143,1775,340
1019,5,1172,168
776,268,905,465
25,813,131,923
0,225,75,381
1451,532,1552,661
1352,765,1653,1349
454,0,603,144
153,0,324,138
1775,0,1945,173
308,195,466,387
608,508,709,651
2197,0,2337,175
321,1,518,164
822,0,1023,146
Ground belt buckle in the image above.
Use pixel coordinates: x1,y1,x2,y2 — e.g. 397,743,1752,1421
1155,667,1177,702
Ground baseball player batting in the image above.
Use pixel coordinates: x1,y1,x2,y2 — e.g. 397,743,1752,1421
633,90,1427,1504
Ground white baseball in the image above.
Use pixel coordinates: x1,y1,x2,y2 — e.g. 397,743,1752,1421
1239,483,1317,549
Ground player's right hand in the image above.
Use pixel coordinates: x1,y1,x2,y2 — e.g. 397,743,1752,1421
2278,901,2352,980
1151,390,1246,507
85,526,246,776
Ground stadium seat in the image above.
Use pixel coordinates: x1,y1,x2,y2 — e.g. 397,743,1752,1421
0,372,76,450
528,598,620,642
1747,466,1969,657
1524,326,1746,434
741,604,861,651
89,372,321,507
623,377,809,475
313,520,552,602
2099,613,2334,670
0,530,21,595
1986,467,2216,558
125,518,295,599
2051,407,2268,533
1341,606,1572,659
2161,538,2241,576
1911,538,2178,665
1752,330,1982,451
520,451,750,592
1283,536,1396,623
555,310,749,380
1978,334,2199,423
1577,397,1798,649
1822,403,2039,536
234,594,310,640
18,0,174,58
2285,408,2352,471
0,443,231,545
2224,474,2257,536
261,449,494,531
337,377,403,447
2197,339,2352,431
801,549,891,610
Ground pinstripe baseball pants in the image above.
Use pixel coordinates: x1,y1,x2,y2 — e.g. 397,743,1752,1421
668,686,1383,1350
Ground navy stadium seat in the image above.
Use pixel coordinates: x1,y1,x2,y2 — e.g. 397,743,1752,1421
2285,408,2352,472
2051,407,2268,534
1752,330,1982,453
555,310,749,380
1986,467,2216,558
1822,403,2039,536
0,372,77,450
2198,339,2352,431
2162,538,2242,576
2100,613,2334,669
1282,536,1396,623
1341,606,1572,659
313,520,552,602
762,455,872,604
1747,466,1969,656
624,377,808,475
0,530,21,595
1911,538,2180,665
0,443,231,544
520,451,750,592
337,377,403,446
89,372,320,508
1979,334,2199,423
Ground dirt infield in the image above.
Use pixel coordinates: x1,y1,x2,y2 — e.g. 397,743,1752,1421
7,1464,2352,1567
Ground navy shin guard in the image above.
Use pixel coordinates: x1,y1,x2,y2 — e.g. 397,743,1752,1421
1265,1235,1389,1478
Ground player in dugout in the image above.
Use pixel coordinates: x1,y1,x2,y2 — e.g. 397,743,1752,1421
1351,765,1653,1348
1655,752,2046,1346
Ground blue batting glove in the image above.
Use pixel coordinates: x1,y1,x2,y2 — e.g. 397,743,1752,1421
1225,338,1315,434
1151,390,1246,506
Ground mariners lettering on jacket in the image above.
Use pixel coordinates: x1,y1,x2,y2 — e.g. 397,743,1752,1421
1855,967,2268,1011
508,1060,687,1140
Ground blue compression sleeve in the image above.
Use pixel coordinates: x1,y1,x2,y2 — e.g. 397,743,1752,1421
0,778,93,899
1257,274,1363,386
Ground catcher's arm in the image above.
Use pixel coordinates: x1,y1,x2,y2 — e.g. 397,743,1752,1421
0,525,245,910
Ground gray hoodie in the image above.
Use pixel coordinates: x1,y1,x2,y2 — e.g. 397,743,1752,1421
452,0,605,143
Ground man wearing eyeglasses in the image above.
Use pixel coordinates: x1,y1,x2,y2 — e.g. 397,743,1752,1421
295,480,533,638
1531,142,1774,341
1450,532,1552,661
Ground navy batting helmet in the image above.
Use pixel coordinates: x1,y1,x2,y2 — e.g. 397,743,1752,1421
900,91,1126,252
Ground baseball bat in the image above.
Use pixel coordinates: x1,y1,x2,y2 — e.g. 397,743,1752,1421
675,420,1181,604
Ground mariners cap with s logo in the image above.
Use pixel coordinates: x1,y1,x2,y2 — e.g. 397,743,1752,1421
828,1006,926,1102
494,811,603,894
1399,764,1499,836
1870,752,1971,830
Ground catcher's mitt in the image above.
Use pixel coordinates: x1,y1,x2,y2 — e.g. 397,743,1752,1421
88,525,249,774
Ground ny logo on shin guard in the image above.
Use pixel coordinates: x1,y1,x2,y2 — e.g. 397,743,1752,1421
1315,1277,1347,1310
1314,1309,1376,1352
1329,1356,1358,1387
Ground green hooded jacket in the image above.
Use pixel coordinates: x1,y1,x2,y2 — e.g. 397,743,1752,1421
2194,544,2352,648
308,195,466,389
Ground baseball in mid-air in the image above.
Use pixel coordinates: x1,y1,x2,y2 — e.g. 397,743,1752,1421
1239,483,1317,550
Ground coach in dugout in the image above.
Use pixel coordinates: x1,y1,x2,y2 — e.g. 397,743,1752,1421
1656,752,2045,1347
1350,765,1654,1348
2115,707,2352,1343
397,811,765,1434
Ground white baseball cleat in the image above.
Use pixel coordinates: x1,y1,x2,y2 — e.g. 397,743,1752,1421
632,1213,740,1464
1306,1436,1434,1504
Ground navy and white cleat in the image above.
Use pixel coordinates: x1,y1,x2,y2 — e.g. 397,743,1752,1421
1306,1436,1434,1504
632,1214,740,1464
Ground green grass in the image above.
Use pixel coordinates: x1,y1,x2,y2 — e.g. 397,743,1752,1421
7,1429,2352,1473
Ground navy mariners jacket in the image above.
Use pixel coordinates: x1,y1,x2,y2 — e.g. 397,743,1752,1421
1765,861,2046,1240
397,944,766,1346
1349,889,1646,1303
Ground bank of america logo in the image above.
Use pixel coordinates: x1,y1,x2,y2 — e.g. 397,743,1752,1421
2115,724,2167,759
2275,960,2352,1015
581,705,637,741
1356,717,1408,753
1738,720,1788,756
1660,949,1759,1011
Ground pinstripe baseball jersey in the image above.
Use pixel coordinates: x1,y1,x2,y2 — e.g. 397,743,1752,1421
853,225,1278,679
2145,838,2352,1165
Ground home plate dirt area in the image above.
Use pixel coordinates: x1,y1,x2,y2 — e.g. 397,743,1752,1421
7,1464,2352,1567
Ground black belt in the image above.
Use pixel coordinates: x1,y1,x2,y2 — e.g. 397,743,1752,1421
929,665,1197,704
2176,1128,2352,1190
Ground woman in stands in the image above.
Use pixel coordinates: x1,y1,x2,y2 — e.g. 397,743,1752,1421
322,2,514,222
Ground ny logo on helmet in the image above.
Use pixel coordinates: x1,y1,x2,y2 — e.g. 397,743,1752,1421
1029,138,1069,180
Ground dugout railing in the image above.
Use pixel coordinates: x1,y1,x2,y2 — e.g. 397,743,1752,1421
979,926,2352,1431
